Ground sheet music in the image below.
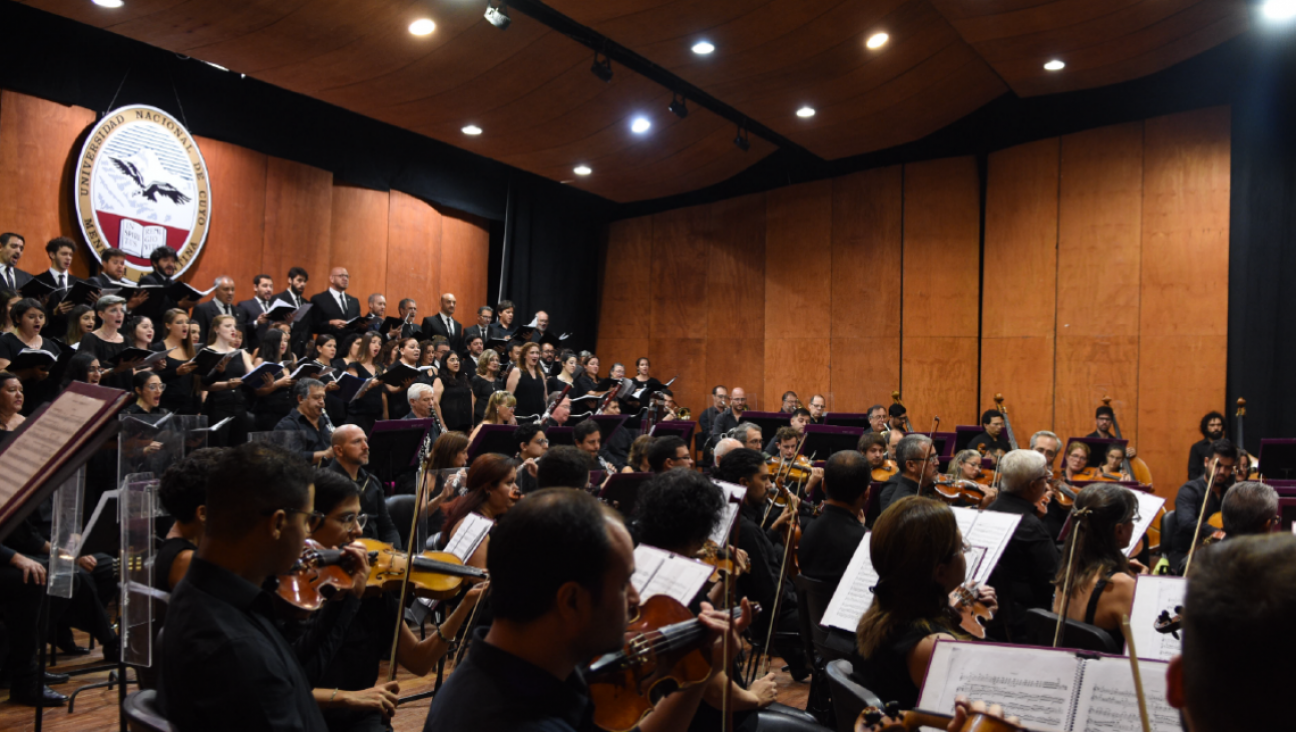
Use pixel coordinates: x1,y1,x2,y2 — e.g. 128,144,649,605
0,391,106,507
820,532,876,631
632,544,712,606
708,481,747,547
443,512,493,562
1128,575,1185,662
920,642,1076,731
951,507,1021,586
1071,654,1176,732
1125,490,1166,557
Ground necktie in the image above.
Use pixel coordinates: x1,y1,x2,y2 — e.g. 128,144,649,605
3,267,12,290
259,298,268,313
337,292,346,314
58,274,65,289
445,315,453,334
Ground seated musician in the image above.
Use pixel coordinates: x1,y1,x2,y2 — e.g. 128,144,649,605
1220,481,1279,538
1187,411,1226,481
852,496,996,709
275,378,336,466
438,454,522,569
647,435,694,473
326,425,401,545
806,394,827,425
886,403,907,432
1050,484,1146,639
513,422,547,494
1167,439,1238,574
1096,444,1132,481
984,450,1059,643
622,433,654,473
157,442,330,731
943,449,997,509
709,387,749,441
1167,534,1296,731
762,408,810,454
422,488,750,732
767,426,823,497
711,437,741,464
573,418,617,478
730,422,763,453
858,431,893,477
154,448,221,595
878,434,936,514
1061,442,1098,483
886,428,904,462
596,398,634,470
967,409,1011,460
866,404,887,434
1088,405,1136,459
714,448,810,681
536,445,591,491
1029,430,1072,541
798,450,869,581
294,469,485,732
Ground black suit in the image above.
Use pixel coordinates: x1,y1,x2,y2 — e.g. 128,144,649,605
463,324,490,349
0,265,32,292
192,300,247,346
273,289,311,356
237,297,274,353
34,270,83,339
309,290,360,338
421,313,463,352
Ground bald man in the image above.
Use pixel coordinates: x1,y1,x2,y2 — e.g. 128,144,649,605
192,276,247,345
421,292,463,353
309,266,360,337
326,424,401,545
711,386,750,441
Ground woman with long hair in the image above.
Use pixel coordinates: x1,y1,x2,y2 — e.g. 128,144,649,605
384,336,422,420
1062,442,1099,482
579,351,599,384
546,349,589,407
64,304,96,347
60,352,103,390
200,314,255,446
632,356,663,391
432,351,474,434
0,371,25,436
854,496,996,709
152,309,200,415
622,434,655,473
0,290,19,334
248,328,298,432
345,331,384,431
1051,484,1143,637
468,391,516,443
79,295,144,391
506,342,546,422
124,315,154,351
1097,445,1132,481
307,334,347,427
471,350,502,425
0,299,61,413
439,453,521,569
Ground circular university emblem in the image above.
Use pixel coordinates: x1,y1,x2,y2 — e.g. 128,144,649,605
75,105,211,283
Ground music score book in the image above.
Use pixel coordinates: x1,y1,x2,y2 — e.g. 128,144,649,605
1127,575,1185,662
918,641,1176,732
631,544,712,606
708,480,748,547
1124,490,1166,557
443,512,493,562
821,507,1021,632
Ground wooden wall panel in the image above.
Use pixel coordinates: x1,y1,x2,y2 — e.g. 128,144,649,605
263,156,332,288
766,180,832,340
705,339,764,411
188,136,267,304
901,337,980,430
763,339,830,415
831,166,903,339
329,185,389,301
902,157,980,339
650,337,707,417
830,338,902,414
386,190,442,318
599,218,653,341
651,206,709,340
706,194,765,340
1053,336,1140,448
1057,123,1143,337
979,337,1055,445
1138,335,1227,497
598,339,651,379
440,210,490,323
0,91,96,278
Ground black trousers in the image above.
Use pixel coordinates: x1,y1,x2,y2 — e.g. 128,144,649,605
0,564,46,689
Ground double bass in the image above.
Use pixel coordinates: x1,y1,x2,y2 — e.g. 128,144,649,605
1235,397,1260,480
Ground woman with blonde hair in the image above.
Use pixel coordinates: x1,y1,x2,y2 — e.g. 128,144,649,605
469,391,517,443
200,314,255,446
472,349,502,425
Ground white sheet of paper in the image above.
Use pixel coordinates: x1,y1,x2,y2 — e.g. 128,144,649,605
952,507,1021,586
920,641,1078,731
632,544,712,606
820,532,876,632
443,512,493,562
1127,575,1185,662
1125,490,1167,557
709,481,747,547
1071,653,1176,732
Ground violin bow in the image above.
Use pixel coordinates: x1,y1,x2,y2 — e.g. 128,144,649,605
1184,459,1221,577
1053,507,1090,647
757,466,803,680
386,427,436,682
916,416,940,495
1120,615,1155,732
721,493,740,732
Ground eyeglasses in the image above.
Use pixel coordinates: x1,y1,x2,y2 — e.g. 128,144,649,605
333,512,369,530
144,383,166,392
264,507,325,532
534,438,550,447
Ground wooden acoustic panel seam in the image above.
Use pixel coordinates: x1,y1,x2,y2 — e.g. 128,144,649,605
902,156,980,339
262,156,333,288
831,166,903,338
979,335,1055,449
900,335,979,431
187,135,268,302
983,137,1059,338
1053,335,1139,449
329,184,391,299
600,217,653,340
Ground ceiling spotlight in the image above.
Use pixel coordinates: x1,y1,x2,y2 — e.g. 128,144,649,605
485,2,511,29
796,106,816,118
1043,59,1065,71
692,41,715,55
462,125,483,136
1263,0,1296,20
733,126,750,152
591,53,613,82
409,18,436,35
92,0,124,7
866,32,888,49
668,94,688,119
574,165,592,176
630,116,652,134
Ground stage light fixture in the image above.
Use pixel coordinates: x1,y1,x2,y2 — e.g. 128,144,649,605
462,125,483,136
591,53,613,82
409,18,436,35
485,2,511,29
692,41,715,55
574,165,593,176
866,32,888,49
1263,0,1296,20
796,106,816,118
1043,59,1065,71
631,117,652,134
733,126,750,152
669,94,688,119
92,0,124,7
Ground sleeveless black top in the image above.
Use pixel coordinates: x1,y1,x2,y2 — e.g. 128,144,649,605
513,369,546,420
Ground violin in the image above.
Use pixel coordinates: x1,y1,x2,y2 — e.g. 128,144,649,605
856,703,1032,732
872,459,899,483
587,595,758,732
358,537,488,600
1047,474,1077,508
931,475,988,506
949,582,994,640
276,539,357,612
1155,606,1184,639
767,453,813,489
696,541,748,582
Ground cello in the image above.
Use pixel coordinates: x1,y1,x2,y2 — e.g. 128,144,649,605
1236,397,1260,480
891,390,916,433
1101,397,1153,486
993,394,1018,451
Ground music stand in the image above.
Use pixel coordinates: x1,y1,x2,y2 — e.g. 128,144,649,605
600,472,654,517
824,413,871,429
953,425,983,453
931,431,957,458
546,426,575,447
650,420,695,443
741,411,791,441
370,418,437,483
799,425,865,458
1065,437,1128,470
467,424,520,461
1259,438,1296,482
591,415,630,444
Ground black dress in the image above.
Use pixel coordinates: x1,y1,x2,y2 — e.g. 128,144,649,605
77,332,132,391
546,375,588,409
346,362,383,434
850,620,948,710
200,351,251,447
251,360,298,433
438,374,474,434
471,374,496,426
1,332,62,414
513,368,547,422
152,343,199,415
323,358,349,430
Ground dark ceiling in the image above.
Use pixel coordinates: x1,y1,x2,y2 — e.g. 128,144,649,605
21,0,1249,203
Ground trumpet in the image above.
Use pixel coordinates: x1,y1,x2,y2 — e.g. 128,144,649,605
677,407,691,420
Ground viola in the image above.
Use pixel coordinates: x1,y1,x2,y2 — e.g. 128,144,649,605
855,703,1032,732
931,475,987,506
587,595,758,732
276,539,357,612
949,582,994,640
358,537,488,600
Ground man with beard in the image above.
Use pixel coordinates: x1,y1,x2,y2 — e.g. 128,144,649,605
276,266,311,355
1088,404,1137,459
1188,411,1227,481
1167,439,1238,574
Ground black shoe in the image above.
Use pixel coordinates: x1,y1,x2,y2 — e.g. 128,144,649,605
43,672,70,685
8,684,68,707
55,642,92,656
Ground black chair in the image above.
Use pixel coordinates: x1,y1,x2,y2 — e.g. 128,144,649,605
794,575,855,663
1022,608,1120,653
123,689,175,732
792,575,837,724
385,494,417,548
1157,509,1176,555
825,659,883,732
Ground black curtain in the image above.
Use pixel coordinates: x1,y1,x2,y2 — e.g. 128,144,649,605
1228,33,1296,461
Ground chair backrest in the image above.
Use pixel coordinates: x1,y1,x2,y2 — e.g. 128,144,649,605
794,574,850,662
123,690,175,732
1022,608,1120,654
385,494,417,548
825,659,883,732
1159,510,1176,550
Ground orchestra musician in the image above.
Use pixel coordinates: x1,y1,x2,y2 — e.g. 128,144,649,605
1028,430,1072,539
710,386,749,439
1220,481,1280,537
1089,405,1136,459
967,409,1010,460
513,422,548,494
763,409,811,455
798,450,869,581
866,404,887,434
573,419,617,478
646,435,693,473
1061,442,1099,483
1167,439,1239,573
324,425,401,545
1096,444,1132,481
878,434,937,514
778,390,799,414
1187,411,1227,480
806,394,827,424
984,450,1059,643
730,422,763,453
886,403,907,432
886,428,904,462
1051,483,1146,640
696,385,730,444
858,431,895,480
535,445,591,492
769,425,823,495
